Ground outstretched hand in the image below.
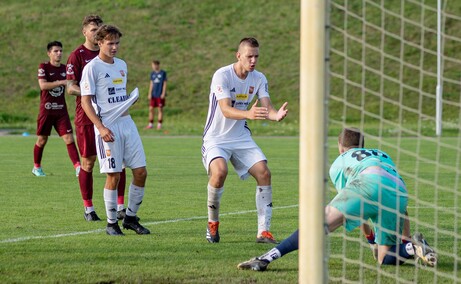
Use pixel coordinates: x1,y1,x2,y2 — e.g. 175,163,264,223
275,102,288,121
248,100,269,120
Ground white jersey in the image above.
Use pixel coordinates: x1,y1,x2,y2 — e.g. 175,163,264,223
80,56,130,126
203,64,270,143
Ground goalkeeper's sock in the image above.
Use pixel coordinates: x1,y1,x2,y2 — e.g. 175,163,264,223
381,243,415,265
276,229,299,256
207,184,224,222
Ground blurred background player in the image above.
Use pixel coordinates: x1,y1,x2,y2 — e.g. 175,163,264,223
146,59,167,130
32,41,80,177
66,15,128,221
201,37,288,244
237,128,437,271
81,24,150,236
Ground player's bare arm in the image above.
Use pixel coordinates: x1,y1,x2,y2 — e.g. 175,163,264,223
38,79,67,90
147,81,153,99
218,98,268,120
81,95,114,142
259,97,288,122
66,80,81,96
161,81,167,99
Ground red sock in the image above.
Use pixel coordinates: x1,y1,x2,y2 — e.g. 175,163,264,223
78,169,93,201
66,142,80,167
33,144,44,167
366,231,375,244
117,169,126,205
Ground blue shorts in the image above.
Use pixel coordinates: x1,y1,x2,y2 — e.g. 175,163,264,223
329,168,408,245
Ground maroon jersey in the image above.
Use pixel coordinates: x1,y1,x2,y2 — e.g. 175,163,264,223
66,44,99,126
37,62,67,115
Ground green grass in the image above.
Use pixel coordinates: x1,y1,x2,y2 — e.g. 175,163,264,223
0,135,459,283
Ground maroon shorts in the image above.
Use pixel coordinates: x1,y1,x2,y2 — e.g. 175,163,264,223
149,97,165,108
75,124,96,158
36,112,73,136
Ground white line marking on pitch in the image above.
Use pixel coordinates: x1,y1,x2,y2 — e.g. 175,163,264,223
0,205,299,244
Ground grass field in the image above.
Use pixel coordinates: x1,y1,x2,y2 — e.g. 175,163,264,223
0,134,459,283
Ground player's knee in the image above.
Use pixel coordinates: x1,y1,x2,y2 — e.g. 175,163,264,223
81,157,96,172
132,167,147,182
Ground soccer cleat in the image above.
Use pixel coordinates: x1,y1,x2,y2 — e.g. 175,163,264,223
122,215,150,234
75,165,81,177
117,208,140,221
156,123,162,130
84,211,101,221
106,222,124,236
237,257,269,271
206,221,220,243
369,243,378,260
32,167,46,177
412,232,437,267
256,231,279,244
145,124,153,129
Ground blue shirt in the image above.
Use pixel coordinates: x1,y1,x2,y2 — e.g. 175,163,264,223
150,70,167,98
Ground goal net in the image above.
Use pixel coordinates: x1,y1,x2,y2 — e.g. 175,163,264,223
326,0,461,282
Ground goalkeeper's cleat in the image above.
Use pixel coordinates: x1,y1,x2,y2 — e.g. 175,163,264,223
369,243,378,260
84,211,101,221
32,167,46,177
106,222,124,236
237,257,269,271
256,231,279,244
412,232,437,267
122,215,150,235
206,221,220,243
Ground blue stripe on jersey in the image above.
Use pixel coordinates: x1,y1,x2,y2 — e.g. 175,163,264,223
244,121,252,135
203,93,218,137
97,135,106,159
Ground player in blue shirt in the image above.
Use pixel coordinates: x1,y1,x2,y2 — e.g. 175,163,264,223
237,128,437,271
146,60,167,130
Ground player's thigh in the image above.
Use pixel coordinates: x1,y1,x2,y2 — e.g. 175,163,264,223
122,120,146,169
231,146,267,180
202,145,231,175
36,113,53,136
76,124,97,158
95,128,123,173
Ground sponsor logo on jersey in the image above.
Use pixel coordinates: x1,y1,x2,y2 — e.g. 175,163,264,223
49,86,64,97
105,73,111,78
236,94,248,100
216,85,223,94
108,87,116,95
44,102,64,110
106,149,111,157
108,95,129,104
119,70,125,77
249,86,254,94
38,68,45,77
66,64,74,75
112,78,123,84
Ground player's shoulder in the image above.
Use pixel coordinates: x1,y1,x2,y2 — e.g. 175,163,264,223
213,64,233,78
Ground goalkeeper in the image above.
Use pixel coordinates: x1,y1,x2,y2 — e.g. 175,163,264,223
238,127,437,271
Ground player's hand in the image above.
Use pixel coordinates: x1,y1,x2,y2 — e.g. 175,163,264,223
248,100,269,120
275,102,288,121
99,126,115,142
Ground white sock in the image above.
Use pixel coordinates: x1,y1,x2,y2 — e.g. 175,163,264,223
85,206,95,214
259,248,281,263
117,204,124,211
103,189,117,224
256,185,273,235
127,183,145,217
207,184,224,222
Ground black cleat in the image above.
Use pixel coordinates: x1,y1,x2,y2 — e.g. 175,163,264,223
84,211,101,221
117,208,140,221
106,222,124,236
122,215,150,234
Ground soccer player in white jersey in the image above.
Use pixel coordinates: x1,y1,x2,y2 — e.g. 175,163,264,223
202,37,288,243
80,25,150,236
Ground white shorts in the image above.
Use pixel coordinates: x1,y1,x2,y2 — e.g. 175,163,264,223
202,138,267,180
95,115,146,173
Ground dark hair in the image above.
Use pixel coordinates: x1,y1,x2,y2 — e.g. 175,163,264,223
338,127,365,148
82,14,103,27
239,37,259,49
47,41,62,51
94,24,122,42
152,60,160,65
